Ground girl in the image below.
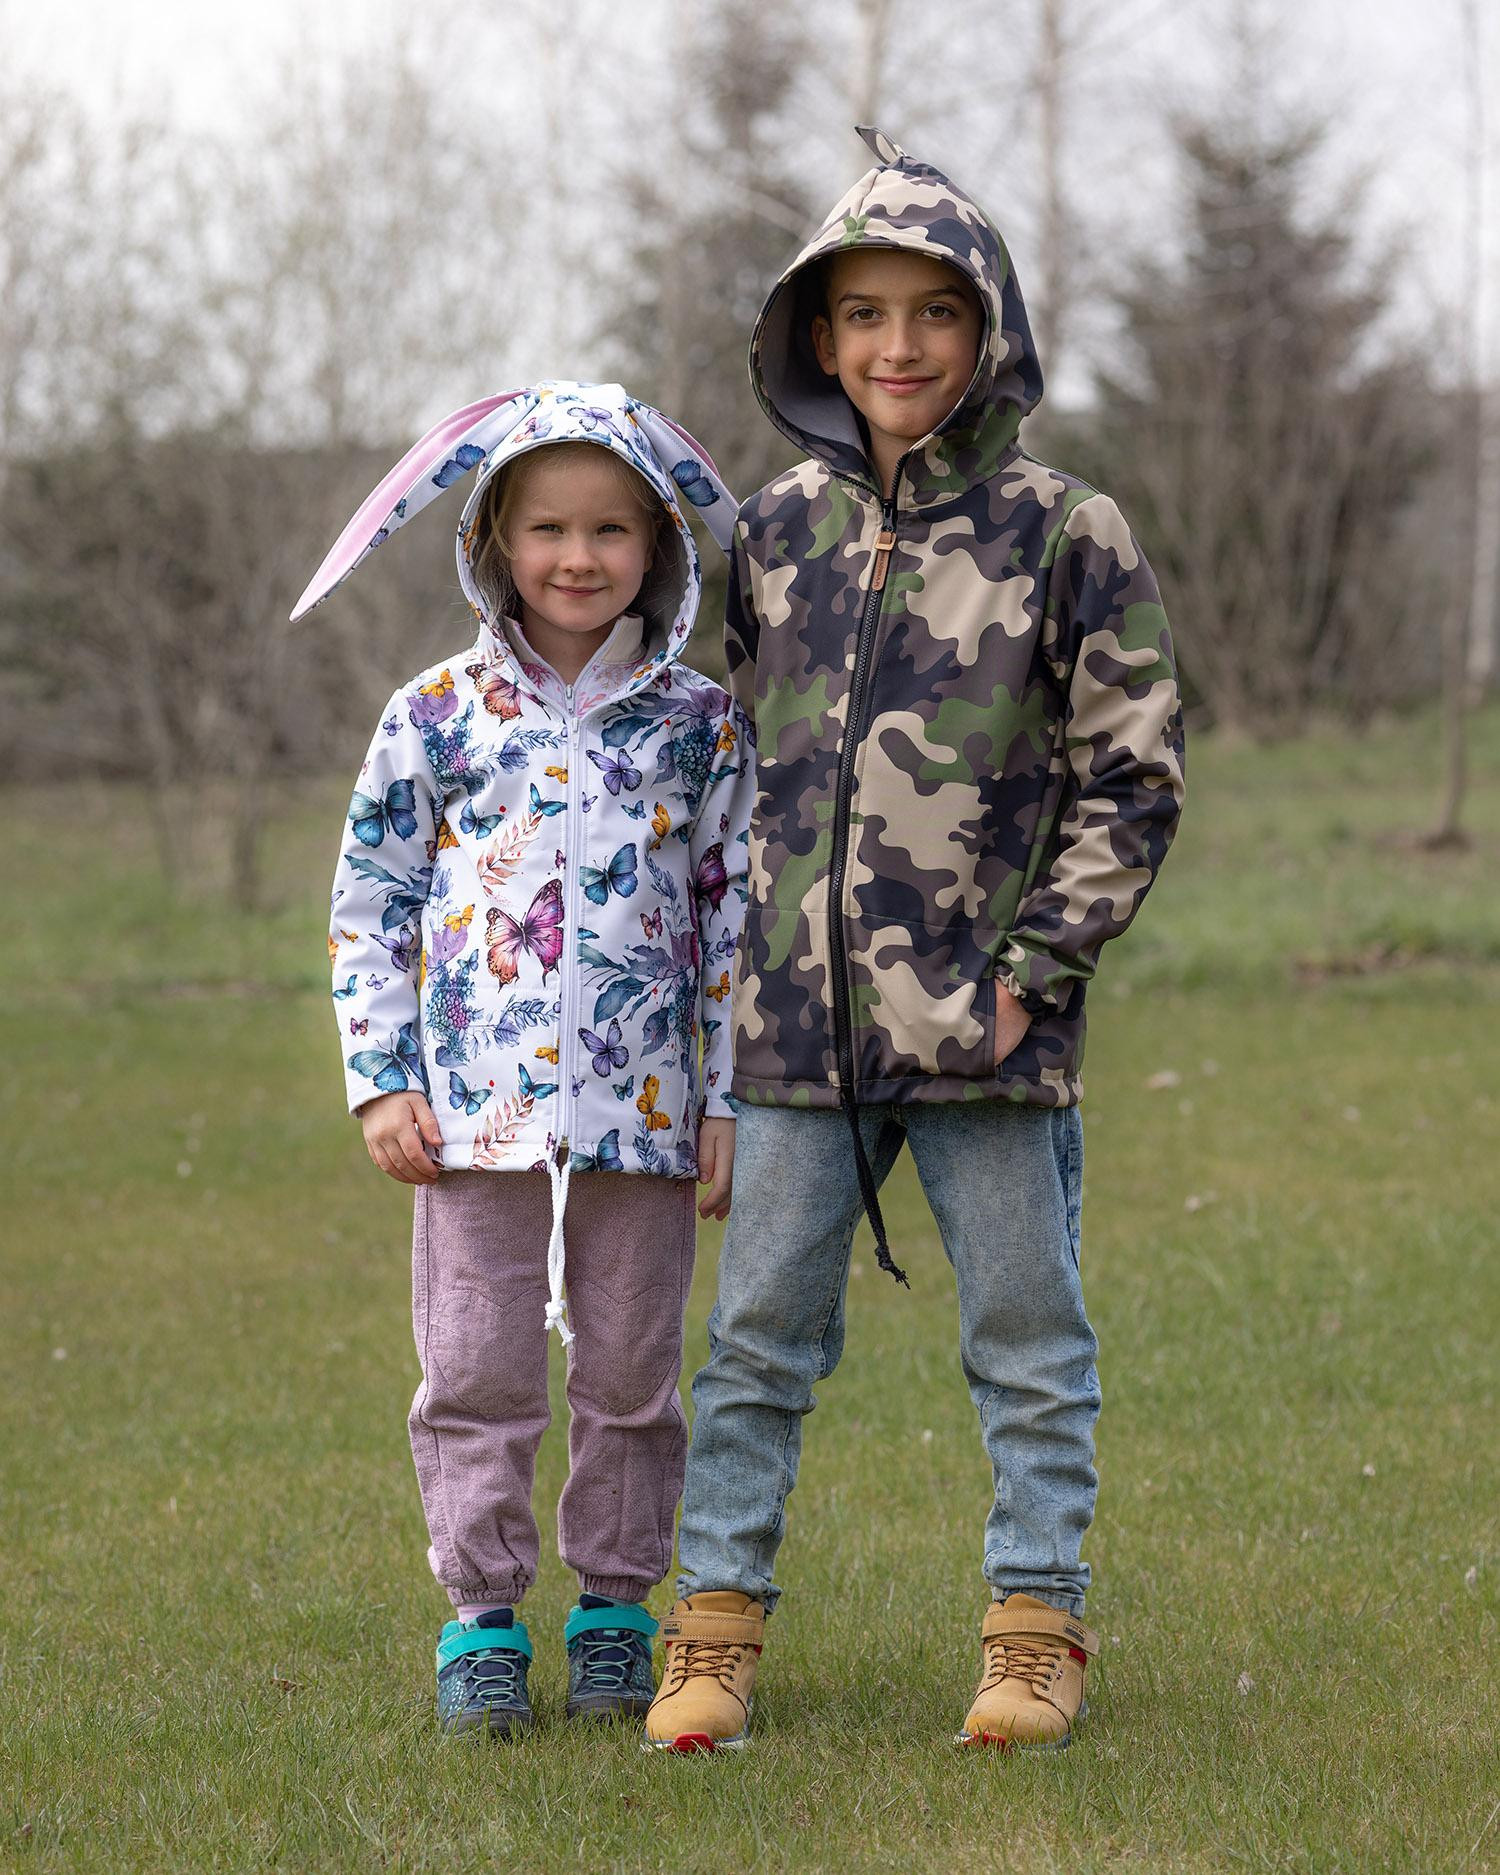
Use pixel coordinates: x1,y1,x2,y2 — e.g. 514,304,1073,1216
293,382,753,1737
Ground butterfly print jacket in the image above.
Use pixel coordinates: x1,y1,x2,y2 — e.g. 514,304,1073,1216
725,129,1185,1113
327,384,754,1176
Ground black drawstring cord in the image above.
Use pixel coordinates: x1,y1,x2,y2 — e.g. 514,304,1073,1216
841,1093,908,1287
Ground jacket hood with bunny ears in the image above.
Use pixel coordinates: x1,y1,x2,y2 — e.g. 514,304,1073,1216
291,380,735,693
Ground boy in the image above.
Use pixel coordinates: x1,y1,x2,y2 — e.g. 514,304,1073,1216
645,127,1184,1752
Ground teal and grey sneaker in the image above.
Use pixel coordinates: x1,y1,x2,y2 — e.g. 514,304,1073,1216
565,1596,658,1721
436,1609,534,1737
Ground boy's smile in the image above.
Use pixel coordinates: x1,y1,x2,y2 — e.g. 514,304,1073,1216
811,248,984,494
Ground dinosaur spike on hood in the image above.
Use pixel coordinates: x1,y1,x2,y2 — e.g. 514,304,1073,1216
750,124,1042,505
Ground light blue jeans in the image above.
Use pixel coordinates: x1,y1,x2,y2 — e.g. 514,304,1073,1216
677,1100,1098,1615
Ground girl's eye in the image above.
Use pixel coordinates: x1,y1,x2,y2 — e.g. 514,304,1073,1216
847,306,879,323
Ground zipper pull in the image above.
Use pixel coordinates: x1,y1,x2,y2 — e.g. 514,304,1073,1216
871,528,897,593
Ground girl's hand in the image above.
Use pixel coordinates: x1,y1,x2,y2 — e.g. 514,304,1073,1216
696,1117,736,1220
360,1091,444,1184
993,985,1033,1069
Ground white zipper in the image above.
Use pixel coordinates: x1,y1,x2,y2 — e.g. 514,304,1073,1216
556,683,584,1155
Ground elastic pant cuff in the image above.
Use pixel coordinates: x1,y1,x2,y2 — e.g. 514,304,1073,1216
580,1573,657,1604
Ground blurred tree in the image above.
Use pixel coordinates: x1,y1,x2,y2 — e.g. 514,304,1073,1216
1085,104,1440,735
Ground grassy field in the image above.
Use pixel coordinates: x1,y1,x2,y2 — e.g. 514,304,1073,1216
4,707,1499,1873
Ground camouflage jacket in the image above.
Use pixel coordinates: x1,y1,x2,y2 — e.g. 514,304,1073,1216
725,127,1185,1111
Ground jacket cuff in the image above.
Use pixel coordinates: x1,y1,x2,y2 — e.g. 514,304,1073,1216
997,934,1079,1014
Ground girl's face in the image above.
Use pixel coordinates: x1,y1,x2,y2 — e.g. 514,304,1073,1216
503,450,655,657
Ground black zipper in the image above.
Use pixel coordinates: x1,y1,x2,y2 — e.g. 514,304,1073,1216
826,478,908,1285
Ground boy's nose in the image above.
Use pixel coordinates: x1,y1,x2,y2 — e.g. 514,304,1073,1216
880,320,922,362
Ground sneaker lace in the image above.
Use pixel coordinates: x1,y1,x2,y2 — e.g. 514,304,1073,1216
980,1636,1063,1700
572,1629,645,1693
665,1638,749,1693
458,1647,527,1703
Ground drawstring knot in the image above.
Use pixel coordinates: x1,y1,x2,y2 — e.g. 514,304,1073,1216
544,1155,575,1344
840,1093,908,1287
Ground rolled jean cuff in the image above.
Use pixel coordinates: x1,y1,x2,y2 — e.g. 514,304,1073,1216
991,1585,1085,1616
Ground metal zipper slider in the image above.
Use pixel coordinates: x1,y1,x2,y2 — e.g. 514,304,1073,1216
870,528,897,593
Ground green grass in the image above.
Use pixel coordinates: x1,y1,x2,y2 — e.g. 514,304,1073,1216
5,708,1500,1872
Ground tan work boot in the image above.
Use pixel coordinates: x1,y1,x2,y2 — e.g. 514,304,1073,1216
957,1594,1100,1750
642,1591,764,1752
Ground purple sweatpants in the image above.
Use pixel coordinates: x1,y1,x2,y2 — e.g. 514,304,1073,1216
408,1168,696,1609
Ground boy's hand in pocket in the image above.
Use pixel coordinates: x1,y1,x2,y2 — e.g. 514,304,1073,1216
697,1116,736,1220
360,1091,444,1184
994,985,1033,1069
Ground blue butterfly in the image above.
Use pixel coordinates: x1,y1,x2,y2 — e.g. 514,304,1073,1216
587,748,641,796
448,1071,492,1116
572,1127,623,1173
580,1018,629,1077
381,714,399,738
581,842,638,905
349,778,418,848
621,800,646,821
332,974,357,1000
460,798,503,837
431,443,485,488
613,1075,636,1100
365,974,388,990
571,1076,586,1098
518,1062,558,1102
671,458,720,509
529,782,565,819
348,1022,426,1095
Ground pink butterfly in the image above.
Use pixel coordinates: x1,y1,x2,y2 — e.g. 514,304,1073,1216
485,879,564,984
693,843,728,912
465,660,521,720
641,906,663,940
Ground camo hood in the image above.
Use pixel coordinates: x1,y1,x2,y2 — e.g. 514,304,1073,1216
751,124,1042,504
725,127,1185,1121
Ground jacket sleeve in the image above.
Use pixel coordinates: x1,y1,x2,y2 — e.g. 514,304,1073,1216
721,520,761,727
689,689,755,1120
328,692,440,1112
997,493,1185,1013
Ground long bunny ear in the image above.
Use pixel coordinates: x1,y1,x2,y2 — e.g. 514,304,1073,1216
289,390,533,621
629,406,739,556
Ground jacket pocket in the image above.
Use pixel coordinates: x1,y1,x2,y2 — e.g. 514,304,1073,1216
845,916,996,1084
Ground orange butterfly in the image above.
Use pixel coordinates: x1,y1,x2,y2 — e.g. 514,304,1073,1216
705,970,730,1003
636,1074,672,1132
465,660,522,720
418,668,455,699
435,816,459,849
716,721,738,753
650,802,672,847
534,1044,560,1064
443,904,474,934
327,934,340,963
545,765,568,783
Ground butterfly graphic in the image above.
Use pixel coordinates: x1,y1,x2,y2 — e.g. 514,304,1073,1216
529,782,565,819
670,458,720,509
436,817,459,849
348,1017,369,1036
419,668,455,701
535,1043,560,1064
544,765,568,783
448,1071,493,1116
432,443,485,487
349,778,418,849
613,1075,636,1101
571,1076,586,1098
636,1074,671,1132
555,849,566,869
640,906,663,940
518,1062,558,1102
574,1127,623,1173
374,924,419,973
621,799,646,821
349,1022,426,1094
365,973,387,990
381,714,399,738
581,842,638,905
580,1018,629,1077
332,974,357,1000
443,905,474,934
587,748,641,796
719,812,730,834
693,843,728,912
716,720,738,753
486,880,564,985
460,799,504,838
465,661,522,720
705,970,730,1003
581,791,598,813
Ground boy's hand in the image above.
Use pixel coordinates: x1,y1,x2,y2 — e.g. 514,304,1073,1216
697,1116,736,1220
360,1091,444,1184
994,985,1033,1069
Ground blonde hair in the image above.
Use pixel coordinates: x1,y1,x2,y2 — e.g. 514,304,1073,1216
470,441,680,630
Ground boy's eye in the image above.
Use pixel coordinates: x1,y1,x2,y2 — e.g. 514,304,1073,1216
924,302,957,319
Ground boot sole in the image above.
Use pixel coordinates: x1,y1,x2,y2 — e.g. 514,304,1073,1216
641,1729,750,1754
955,1697,1087,1753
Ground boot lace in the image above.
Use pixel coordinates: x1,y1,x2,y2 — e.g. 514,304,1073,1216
980,1636,1063,1700
665,1639,750,1693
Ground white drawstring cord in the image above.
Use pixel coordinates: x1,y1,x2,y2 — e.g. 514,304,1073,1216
544,1155,575,1344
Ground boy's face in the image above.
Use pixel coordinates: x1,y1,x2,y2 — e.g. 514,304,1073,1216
811,249,984,462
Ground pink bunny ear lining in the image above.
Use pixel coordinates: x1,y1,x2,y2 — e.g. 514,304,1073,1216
653,413,723,477
289,390,526,621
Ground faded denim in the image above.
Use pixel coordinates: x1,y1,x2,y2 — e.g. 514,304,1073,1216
677,1100,1098,1615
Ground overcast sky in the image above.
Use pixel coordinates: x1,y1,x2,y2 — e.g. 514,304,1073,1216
7,0,1494,399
